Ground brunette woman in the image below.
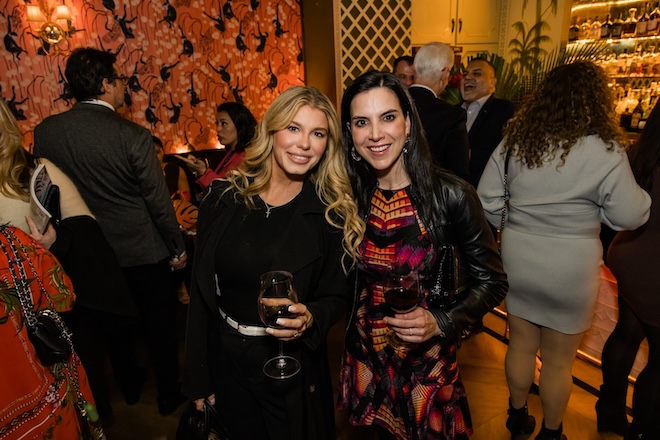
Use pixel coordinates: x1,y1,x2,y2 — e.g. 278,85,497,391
338,71,507,440
478,61,651,440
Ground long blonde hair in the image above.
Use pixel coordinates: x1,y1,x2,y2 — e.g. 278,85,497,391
0,99,30,201
225,86,364,269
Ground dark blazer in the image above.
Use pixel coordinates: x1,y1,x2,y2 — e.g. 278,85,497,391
466,95,516,187
182,179,347,440
408,85,470,180
34,102,184,266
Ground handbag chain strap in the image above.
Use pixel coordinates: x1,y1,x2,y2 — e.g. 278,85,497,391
0,227,104,439
497,149,513,252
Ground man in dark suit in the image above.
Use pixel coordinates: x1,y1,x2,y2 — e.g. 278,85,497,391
392,55,415,89
461,58,516,187
34,48,187,417
408,42,469,180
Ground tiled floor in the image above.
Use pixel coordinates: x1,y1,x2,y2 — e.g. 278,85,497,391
103,310,629,439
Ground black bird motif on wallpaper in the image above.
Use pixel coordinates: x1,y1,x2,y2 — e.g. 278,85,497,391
204,9,225,33
113,5,136,39
273,6,288,38
179,26,194,58
253,23,268,53
236,22,248,55
187,73,205,107
208,60,231,84
166,94,183,123
264,62,277,91
145,94,161,127
102,0,115,13
123,88,132,107
3,10,27,60
6,86,27,120
54,66,73,105
230,82,246,105
160,0,176,28
128,62,145,93
160,61,179,81
222,0,234,20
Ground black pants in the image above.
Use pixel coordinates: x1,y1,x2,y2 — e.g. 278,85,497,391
65,307,140,417
601,294,660,435
122,259,180,399
213,322,294,440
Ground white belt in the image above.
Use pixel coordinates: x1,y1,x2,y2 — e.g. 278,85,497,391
219,307,268,337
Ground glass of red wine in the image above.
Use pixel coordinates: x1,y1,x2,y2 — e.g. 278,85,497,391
257,270,301,379
383,268,420,350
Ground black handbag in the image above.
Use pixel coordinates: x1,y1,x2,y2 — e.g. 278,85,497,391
427,243,471,309
28,308,73,367
176,400,233,440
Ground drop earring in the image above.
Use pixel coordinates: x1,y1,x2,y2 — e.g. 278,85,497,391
350,147,362,162
403,135,410,154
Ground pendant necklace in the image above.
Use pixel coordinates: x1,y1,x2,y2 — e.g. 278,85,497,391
263,200,276,218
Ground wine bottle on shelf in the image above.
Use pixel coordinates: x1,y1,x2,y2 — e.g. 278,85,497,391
623,8,638,38
601,14,613,39
636,3,650,37
648,2,660,35
569,16,580,41
631,101,643,131
591,16,602,39
612,13,625,38
581,17,593,40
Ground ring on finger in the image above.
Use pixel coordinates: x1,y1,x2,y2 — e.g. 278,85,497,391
293,332,299,338
409,328,413,336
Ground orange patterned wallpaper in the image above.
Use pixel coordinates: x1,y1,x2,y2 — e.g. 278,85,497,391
0,0,304,153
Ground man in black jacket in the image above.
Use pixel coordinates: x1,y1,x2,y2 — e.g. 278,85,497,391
461,58,516,187
408,42,470,180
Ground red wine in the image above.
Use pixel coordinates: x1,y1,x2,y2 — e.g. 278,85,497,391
384,287,418,312
259,305,294,327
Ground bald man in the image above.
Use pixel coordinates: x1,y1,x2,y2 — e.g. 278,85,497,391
460,58,515,187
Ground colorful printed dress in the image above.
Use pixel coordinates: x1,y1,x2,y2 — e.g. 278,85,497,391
0,227,98,440
338,188,472,440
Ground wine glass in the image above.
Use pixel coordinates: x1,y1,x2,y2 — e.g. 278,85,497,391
383,268,421,350
257,270,301,379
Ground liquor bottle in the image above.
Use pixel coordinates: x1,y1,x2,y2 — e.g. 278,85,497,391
612,13,625,38
601,14,613,38
648,2,660,35
636,3,650,36
569,16,580,41
591,16,602,39
631,101,643,130
581,17,593,39
622,8,637,38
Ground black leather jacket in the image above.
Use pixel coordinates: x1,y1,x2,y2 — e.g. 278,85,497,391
348,170,508,343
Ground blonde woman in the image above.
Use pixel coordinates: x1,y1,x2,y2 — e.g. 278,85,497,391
182,86,363,440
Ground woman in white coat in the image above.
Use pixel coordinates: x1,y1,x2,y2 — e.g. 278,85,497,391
478,61,651,440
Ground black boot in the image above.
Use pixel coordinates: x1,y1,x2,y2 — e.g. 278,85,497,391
534,420,567,440
506,399,536,437
596,385,629,435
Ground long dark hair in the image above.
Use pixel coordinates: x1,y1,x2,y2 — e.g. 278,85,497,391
340,71,438,225
216,102,257,153
629,103,660,191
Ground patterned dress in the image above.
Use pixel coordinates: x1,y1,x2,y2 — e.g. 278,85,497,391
0,227,98,440
338,188,472,440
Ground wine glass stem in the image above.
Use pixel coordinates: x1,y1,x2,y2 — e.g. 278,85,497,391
278,341,285,357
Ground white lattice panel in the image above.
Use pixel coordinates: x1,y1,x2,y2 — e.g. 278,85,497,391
340,0,412,90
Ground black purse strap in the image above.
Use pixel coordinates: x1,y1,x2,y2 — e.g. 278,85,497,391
497,149,512,252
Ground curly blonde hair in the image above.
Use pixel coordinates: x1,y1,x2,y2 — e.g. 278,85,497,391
225,86,364,270
504,61,625,168
0,99,30,201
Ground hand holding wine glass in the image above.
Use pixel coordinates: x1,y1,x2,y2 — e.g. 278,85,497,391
257,270,302,379
382,268,421,350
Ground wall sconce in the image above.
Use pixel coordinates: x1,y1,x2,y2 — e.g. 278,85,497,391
26,1,73,55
